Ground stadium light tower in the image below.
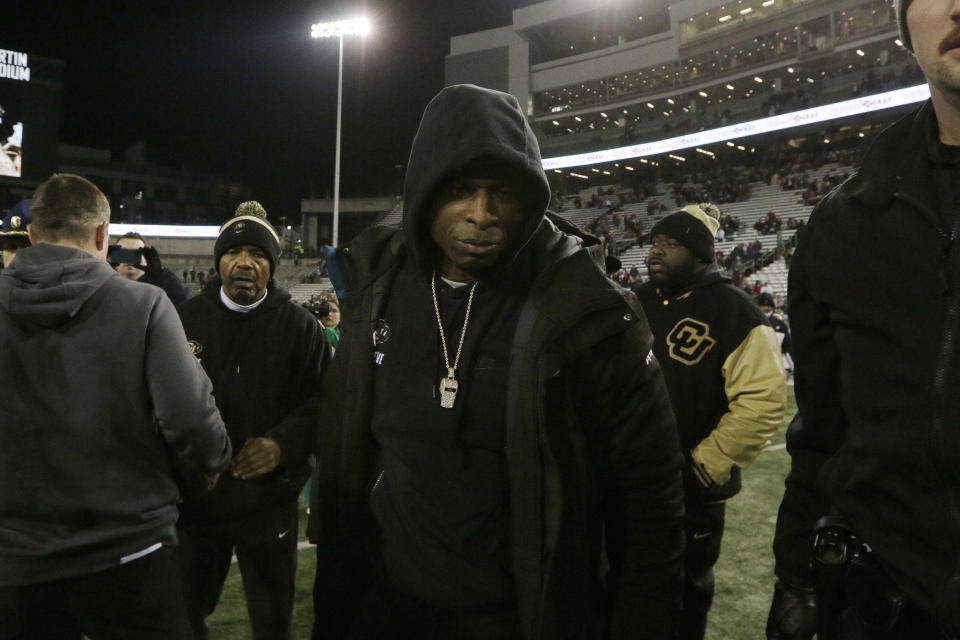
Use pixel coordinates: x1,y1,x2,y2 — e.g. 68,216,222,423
311,16,371,248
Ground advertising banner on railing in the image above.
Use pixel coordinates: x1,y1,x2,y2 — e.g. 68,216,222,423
541,84,931,171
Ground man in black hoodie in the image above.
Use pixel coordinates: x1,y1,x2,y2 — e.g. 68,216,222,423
176,201,329,640
634,203,786,640
0,174,232,639
308,84,685,640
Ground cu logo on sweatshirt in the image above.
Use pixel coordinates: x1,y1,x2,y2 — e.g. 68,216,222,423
666,318,716,366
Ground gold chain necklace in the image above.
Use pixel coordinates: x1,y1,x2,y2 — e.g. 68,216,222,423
431,271,478,408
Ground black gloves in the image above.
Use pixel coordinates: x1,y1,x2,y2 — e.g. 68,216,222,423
140,246,163,278
766,580,817,640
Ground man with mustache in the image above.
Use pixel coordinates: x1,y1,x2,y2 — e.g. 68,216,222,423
308,84,685,639
175,201,330,640
633,203,786,640
767,1,960,638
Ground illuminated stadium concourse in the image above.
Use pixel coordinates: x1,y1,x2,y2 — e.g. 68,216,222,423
440,0,917,294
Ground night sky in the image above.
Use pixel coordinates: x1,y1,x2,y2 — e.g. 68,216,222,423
7,1,542,221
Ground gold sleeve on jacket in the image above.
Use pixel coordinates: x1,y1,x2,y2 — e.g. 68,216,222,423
692,324,786,485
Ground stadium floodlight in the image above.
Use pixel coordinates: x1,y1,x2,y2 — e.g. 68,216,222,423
310,16,371,248
311,18,371,39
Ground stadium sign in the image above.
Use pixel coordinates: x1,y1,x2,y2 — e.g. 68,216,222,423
542,84,932,171
109,224,222,239
0,49,30,82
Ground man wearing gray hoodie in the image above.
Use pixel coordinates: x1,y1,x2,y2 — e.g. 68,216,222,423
0,174,232,639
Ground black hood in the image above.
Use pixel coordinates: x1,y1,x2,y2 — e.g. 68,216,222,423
402,84,551,280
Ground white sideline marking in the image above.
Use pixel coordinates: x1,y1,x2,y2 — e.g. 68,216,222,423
764,443,787,452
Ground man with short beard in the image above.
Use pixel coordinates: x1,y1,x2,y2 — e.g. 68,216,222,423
634,203,786,640
767,1,960,638
175,201,329,640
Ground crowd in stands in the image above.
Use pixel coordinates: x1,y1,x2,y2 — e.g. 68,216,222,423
538,0,900,119
544,50,923,152
574,129,859,312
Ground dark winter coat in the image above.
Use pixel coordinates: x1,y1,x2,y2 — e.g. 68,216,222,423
308,84,684,640
176,278,328,523
773,100,960,635
141,266,188,306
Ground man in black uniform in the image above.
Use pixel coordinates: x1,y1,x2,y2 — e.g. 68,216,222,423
634,203,786,640
756,292,792,374
176,201,329,640
767,1,960,638
308,84,686,640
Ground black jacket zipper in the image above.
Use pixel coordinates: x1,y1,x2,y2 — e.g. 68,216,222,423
902,190,960,627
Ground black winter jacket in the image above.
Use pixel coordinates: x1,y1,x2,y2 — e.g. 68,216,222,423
176,279,328,522
308,84,684,640
773,100,960,635
308,221,685,639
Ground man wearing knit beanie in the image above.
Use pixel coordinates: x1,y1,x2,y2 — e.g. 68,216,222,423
647,203,722,279
635,202,786,640
212,200,281,302
767,1,960,638
175,200,330,639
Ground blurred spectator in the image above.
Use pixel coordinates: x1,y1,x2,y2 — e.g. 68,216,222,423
0,198,31,267
110,232,188,305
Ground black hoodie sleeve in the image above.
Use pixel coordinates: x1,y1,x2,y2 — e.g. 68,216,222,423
265,310,330,466
577,322,685,638
146,291,232,474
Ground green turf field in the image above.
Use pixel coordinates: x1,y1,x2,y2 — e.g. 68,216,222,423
208,387,798,639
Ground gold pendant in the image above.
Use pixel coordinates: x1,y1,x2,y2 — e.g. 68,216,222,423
439,375,459,408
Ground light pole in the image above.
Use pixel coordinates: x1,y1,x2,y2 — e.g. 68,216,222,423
311,16,371,248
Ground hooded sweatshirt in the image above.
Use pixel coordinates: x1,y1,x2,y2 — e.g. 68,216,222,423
311,86,685,638
0,243,231,586
368,85,552,608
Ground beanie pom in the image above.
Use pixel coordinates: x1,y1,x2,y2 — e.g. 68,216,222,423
234,201,268,220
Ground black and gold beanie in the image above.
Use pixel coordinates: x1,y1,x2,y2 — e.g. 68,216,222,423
214,201,281,276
